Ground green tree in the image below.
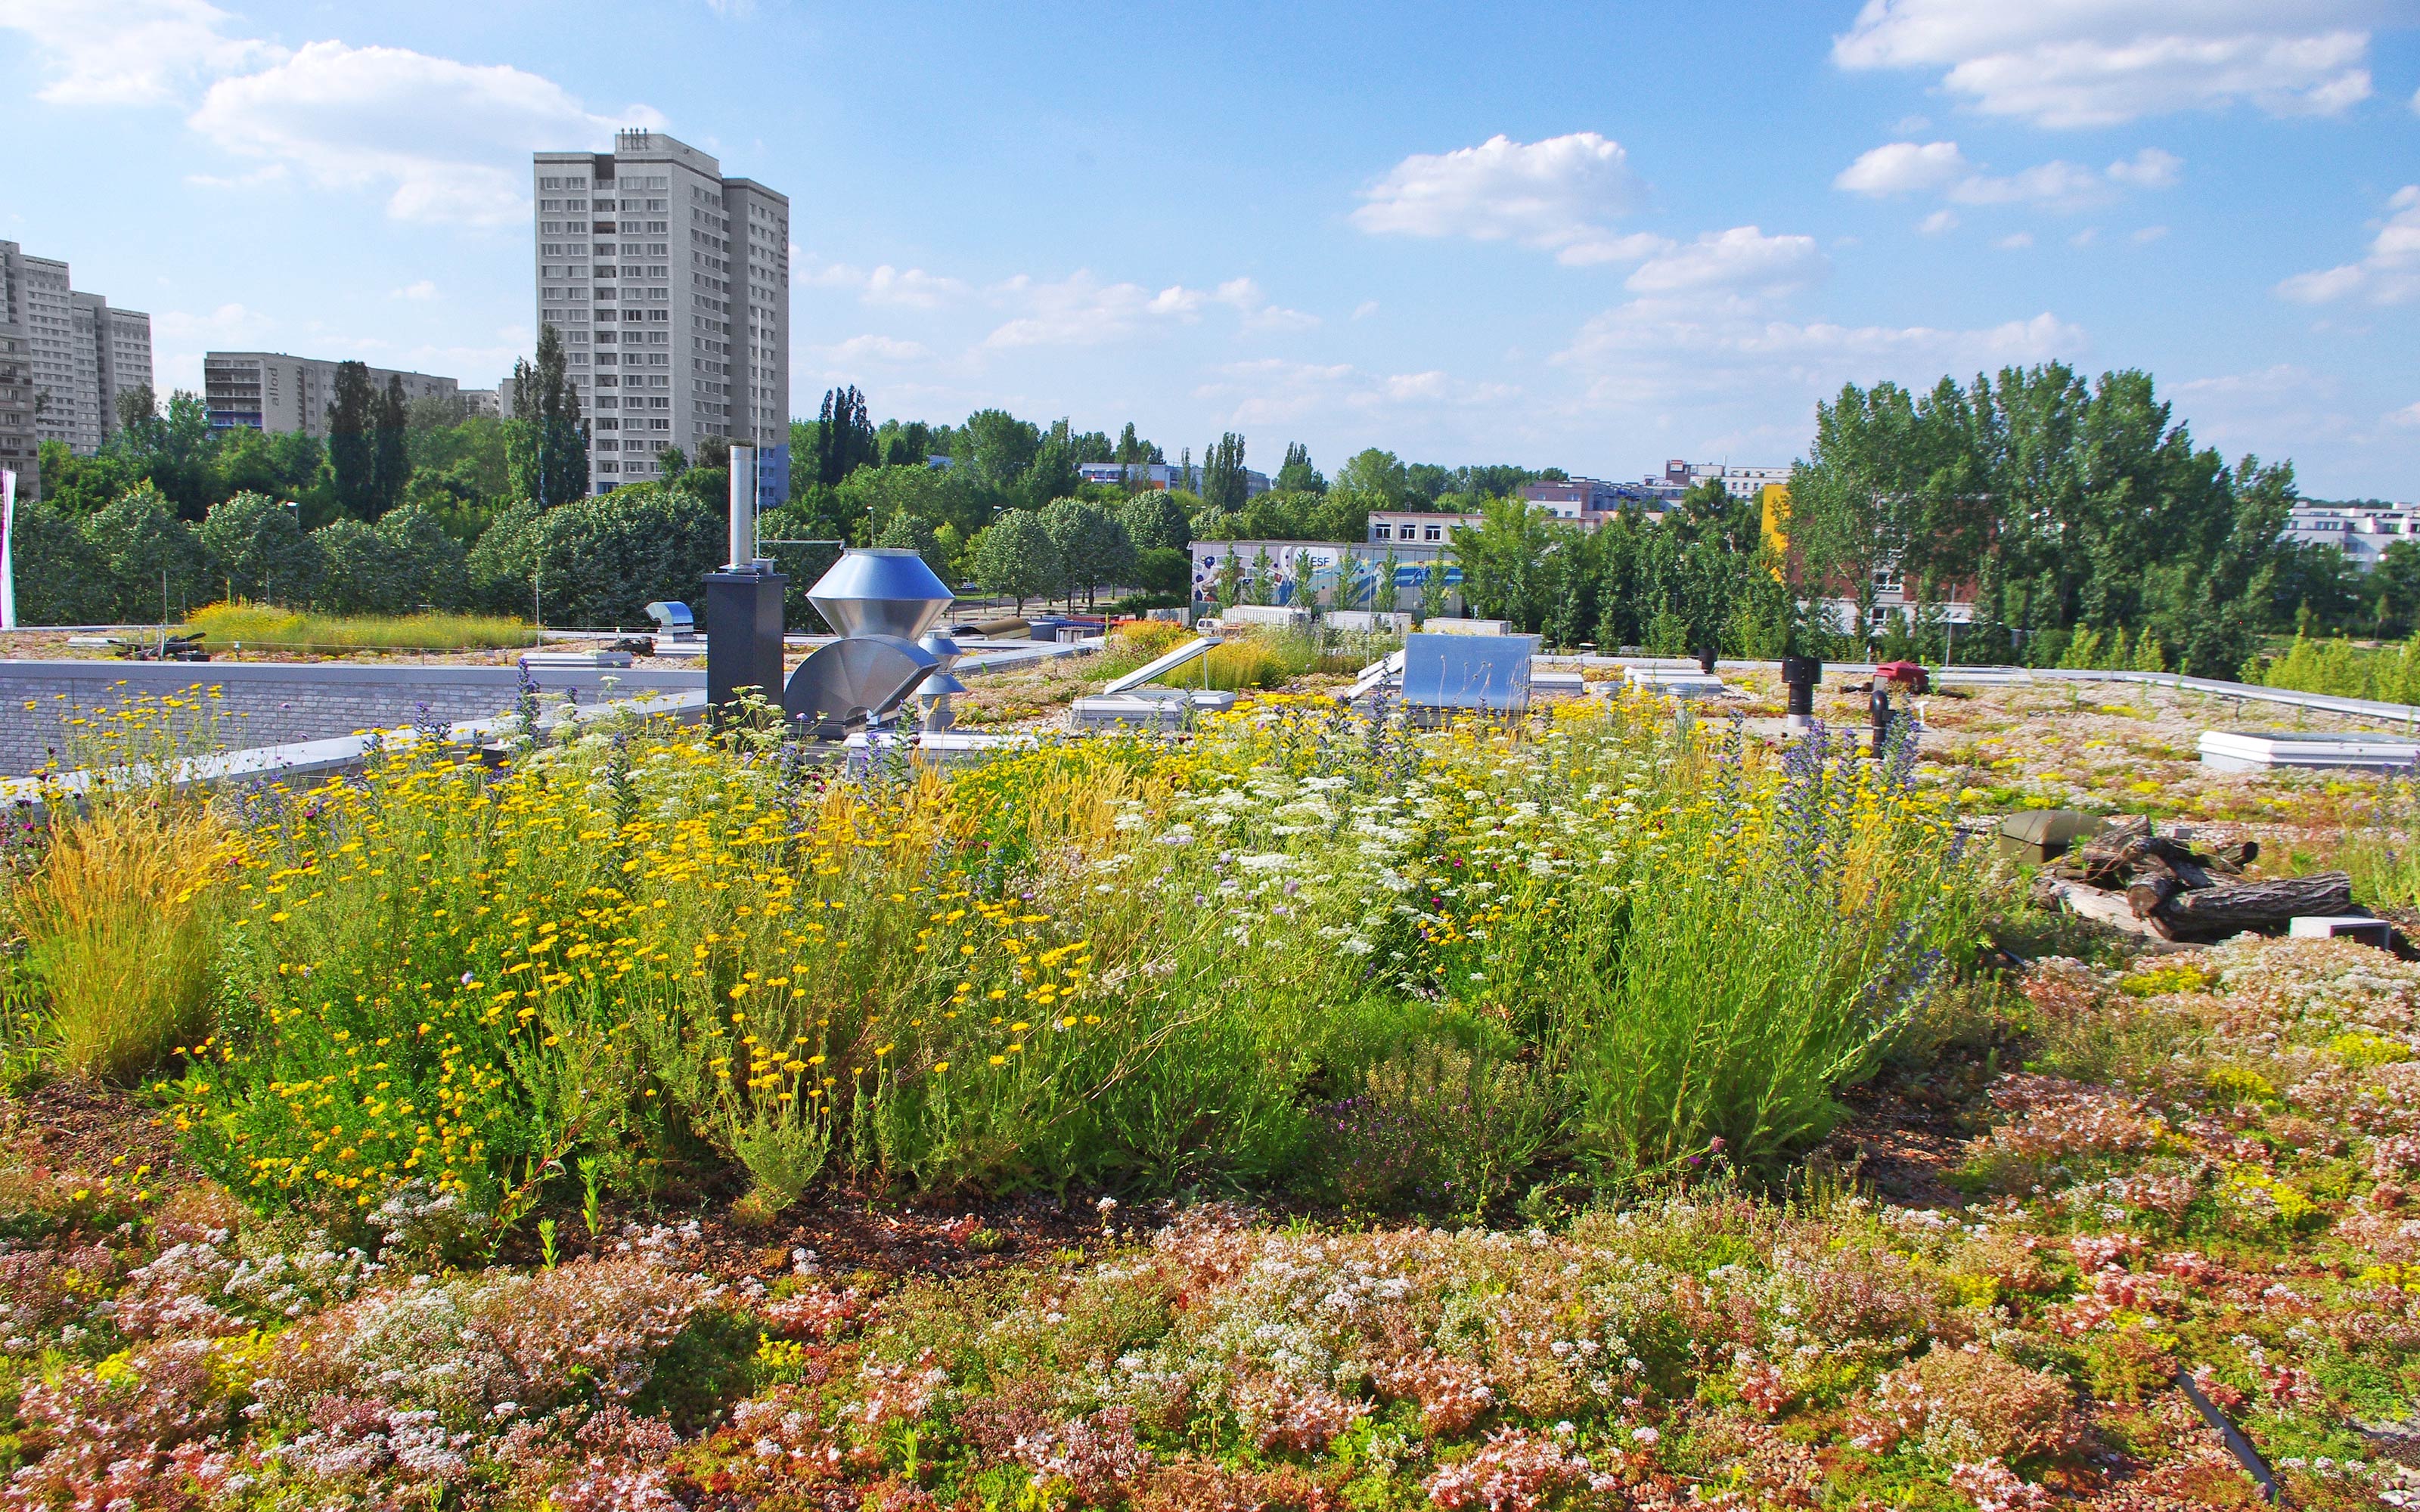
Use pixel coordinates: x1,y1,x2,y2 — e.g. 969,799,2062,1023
217,428,334,523
33,440,141,514
1288,546,1320,609
1114,422,1160,467
1202,432,1249,513
1134,547,1189,596
810,385,877,486
112,389,218,518
466,498,545,618
1023,427,1084,512
198,491,318,605
1450,500,1564,631
1117,491,1189,551
1418,560,1448,623
313,518,399,615
1214,550,1243,611
1333,448,1409,511
836,463,982,547
1038,497,1134,609
1274,442,1324,494
2,497,113,624
873,508,950,581
113,383,157,439
506,326,588,507
82,483,207,621
1373,547,1401,615
370,373,410,517
2374,539,2420,636
970,509,1059,612
960,409,1041,497
523,484,721,625
327,361,379,519
377,502,470,612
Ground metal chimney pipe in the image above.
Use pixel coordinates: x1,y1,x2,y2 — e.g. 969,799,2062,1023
727,444,759,572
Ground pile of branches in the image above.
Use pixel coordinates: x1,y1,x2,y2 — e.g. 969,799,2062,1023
2031,819,2352,942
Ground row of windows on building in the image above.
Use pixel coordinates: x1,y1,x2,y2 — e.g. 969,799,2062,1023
537,197,672,214
536,175,672,191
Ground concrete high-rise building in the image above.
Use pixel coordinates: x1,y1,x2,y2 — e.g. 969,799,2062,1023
202,354,458,436
2,243,151,456
532,129,790,500
0,245,38,498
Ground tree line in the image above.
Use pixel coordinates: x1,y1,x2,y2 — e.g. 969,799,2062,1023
9,346,2357,662
1441,363,2353,676
5,324,1545,628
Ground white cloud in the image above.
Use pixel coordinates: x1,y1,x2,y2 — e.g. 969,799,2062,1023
2106,147,2183,188
862,265,968,309
2069,228,2099,247
2133,225,2169,243
390,280,439,301
1836,140,1969,195
1351,132,1646,265
2278,185,2420,306
1833,1,2377,126
981,271,1227,349
1212,277,1320,332
2391,400,2420,429
155,302,274,341
1996,232,2034,249
1838,139,2182,212
1352,300,1380,320
1625,228,1826,297
1918,209,1959,235
1193,358,1516,429
824,335,932,364
1557,296,2083,413
0,0,278,105
793,258,970,310
188,42,656,225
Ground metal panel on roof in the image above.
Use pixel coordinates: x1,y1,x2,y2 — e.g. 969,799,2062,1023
1400,632,1536,714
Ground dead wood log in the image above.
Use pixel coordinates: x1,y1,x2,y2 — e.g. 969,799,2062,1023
2040,878,2181,940
2157,872,2353,935
2128,856,2179,918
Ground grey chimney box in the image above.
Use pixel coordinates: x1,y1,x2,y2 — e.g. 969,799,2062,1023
703,442,785,714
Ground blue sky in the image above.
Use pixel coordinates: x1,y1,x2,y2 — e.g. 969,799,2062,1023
4,0,2417,497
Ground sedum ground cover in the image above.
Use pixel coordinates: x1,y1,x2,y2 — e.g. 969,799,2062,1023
0,684,2415,1506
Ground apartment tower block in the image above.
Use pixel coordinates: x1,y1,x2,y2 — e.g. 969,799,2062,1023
0,241,153,459
532,130,790,500
0,246,37,497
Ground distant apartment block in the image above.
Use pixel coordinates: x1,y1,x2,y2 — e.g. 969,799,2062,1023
0,249,36,497
0,242,151,457
203,354,459,437
1519,475,1666,523
1643,458,1792,502
532,129,790,500
1076,459,1271,497
2284,502,2420,569
459,388,502,420
1364,510,1484,545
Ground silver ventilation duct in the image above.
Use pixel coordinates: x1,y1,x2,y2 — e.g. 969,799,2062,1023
806,547,954,640
783,549,958,737
914,630,969,733
726,445,759,571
